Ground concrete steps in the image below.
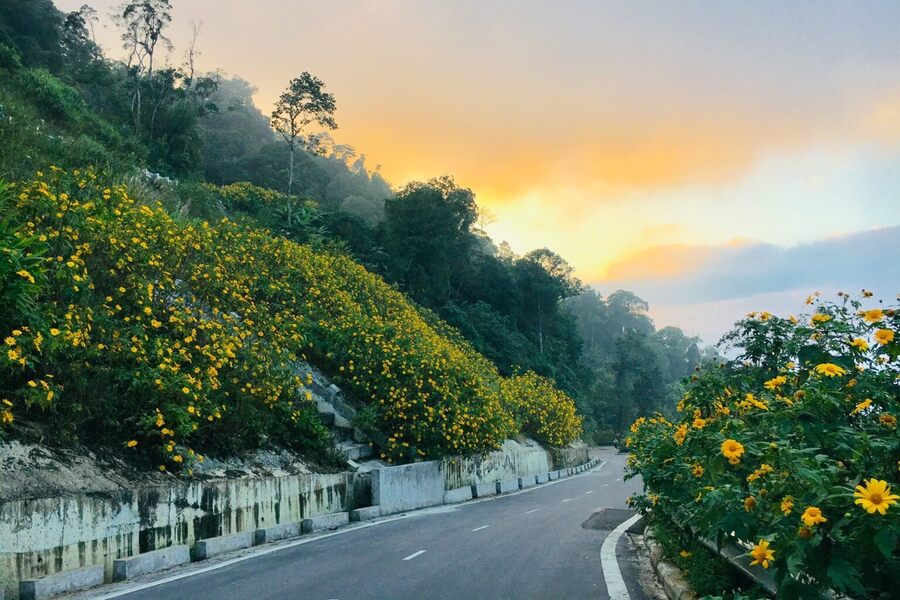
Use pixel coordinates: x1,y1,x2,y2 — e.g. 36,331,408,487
312,387,373,468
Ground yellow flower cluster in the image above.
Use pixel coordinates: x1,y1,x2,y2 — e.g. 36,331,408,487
1,169,583,463
498,371,582,448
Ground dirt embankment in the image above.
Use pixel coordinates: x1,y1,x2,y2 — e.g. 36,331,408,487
0,439,316,502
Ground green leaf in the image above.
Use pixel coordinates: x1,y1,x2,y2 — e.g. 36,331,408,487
874,527,897,559
826,557,865,595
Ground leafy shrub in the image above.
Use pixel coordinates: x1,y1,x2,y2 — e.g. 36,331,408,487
0,168,582,465
626,293,900,598
500,371,582,446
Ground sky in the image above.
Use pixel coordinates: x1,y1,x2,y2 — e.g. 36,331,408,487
57,0,900,344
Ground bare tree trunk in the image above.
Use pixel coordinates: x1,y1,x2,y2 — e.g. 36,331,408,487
286,141,295,226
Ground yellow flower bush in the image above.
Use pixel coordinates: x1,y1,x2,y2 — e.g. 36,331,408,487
627,293,900,597
0,169,581,463
498,371,582,447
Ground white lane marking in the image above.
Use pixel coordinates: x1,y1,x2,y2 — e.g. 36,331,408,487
526,509,540,514
89,458,612,599
585,490,594,495
471,525,490,531
403,550,426,561
603,483,609,487
600,513,643,600
561,498,572,503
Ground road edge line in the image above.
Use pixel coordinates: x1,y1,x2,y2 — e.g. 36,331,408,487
600,512,644,600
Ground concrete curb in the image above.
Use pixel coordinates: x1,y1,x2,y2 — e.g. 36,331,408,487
254,522,302,545
472,482,497,498
349,505,382,522
112,544,190,581
444,486,473,503
194,532,255,560
497,478,519,494
644,526,696,600
302,511,350,533
518,475,536,488
19,565,104,600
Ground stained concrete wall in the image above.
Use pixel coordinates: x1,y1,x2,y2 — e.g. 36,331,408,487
371,461,444,515
442,445,587,490
0,472,367,599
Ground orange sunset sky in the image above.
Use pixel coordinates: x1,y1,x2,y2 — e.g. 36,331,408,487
56,0,900,343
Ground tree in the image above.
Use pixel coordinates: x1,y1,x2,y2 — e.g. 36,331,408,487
113,0,173,134
270,72,337,220
382,176,479,306
515,248,582,354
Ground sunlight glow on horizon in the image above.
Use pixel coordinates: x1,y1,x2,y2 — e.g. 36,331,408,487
54,0,900,337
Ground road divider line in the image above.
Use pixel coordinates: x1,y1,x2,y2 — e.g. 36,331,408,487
600,513,643,600
526,509,539,514
471,525,490,531
585,490,594,494
561,499,572,503
403,550,426,561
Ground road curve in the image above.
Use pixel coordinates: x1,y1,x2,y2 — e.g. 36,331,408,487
83,449,647,600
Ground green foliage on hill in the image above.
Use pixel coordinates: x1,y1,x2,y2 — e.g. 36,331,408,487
0,0,707,460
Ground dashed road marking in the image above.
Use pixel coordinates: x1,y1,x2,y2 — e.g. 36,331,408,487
471,525,490,531
585,490,594,494
403,550,426,561
561,498,572,503
526,509,540,514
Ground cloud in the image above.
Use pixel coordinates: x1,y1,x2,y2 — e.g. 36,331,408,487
592,226,900,342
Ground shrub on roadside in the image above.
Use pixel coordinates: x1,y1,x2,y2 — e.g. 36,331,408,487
626,293,900,598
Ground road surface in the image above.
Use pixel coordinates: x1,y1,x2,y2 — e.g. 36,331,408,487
86,449,648,600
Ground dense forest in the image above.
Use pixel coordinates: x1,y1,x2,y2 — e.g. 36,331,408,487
0,0,713,452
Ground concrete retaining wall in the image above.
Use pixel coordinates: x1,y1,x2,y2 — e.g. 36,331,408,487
441,445,587,490
371,461,444,515
0,471,365,599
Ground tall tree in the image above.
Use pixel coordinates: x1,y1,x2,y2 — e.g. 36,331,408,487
515,249,582,354
270,72,337,221
113,0,172,134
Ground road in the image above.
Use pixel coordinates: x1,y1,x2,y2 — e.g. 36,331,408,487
90,449,648,600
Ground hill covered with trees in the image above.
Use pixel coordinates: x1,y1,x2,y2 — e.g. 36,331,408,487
0,0,709,467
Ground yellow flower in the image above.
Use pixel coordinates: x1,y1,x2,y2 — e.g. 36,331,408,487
744,496,757,512
780,496,794,516
721,439,745,464
49,328,60,336
749,539,774,569
126,440,138,448
173,454,184,463
851,398,872,415
673,424,688,446
16,269,35,284
800,506,827,527
850,338,869,351
692,464,704,478
814,363,846,378
854,479,900,515
810,313,831,325
874,329,895,345
679,550,691,558
861,308,884,323
692,416,708,429
880,413,897,428
4,337,15,346
763,375,786,390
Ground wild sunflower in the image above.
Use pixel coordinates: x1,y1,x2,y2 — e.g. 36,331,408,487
721,439,745,464
854,479,900,515
800,506,827,527
749,539,774,569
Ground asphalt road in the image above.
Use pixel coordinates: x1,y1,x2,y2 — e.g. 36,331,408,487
97,450,647,600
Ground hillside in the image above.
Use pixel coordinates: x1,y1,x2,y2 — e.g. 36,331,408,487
0,0,704,467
